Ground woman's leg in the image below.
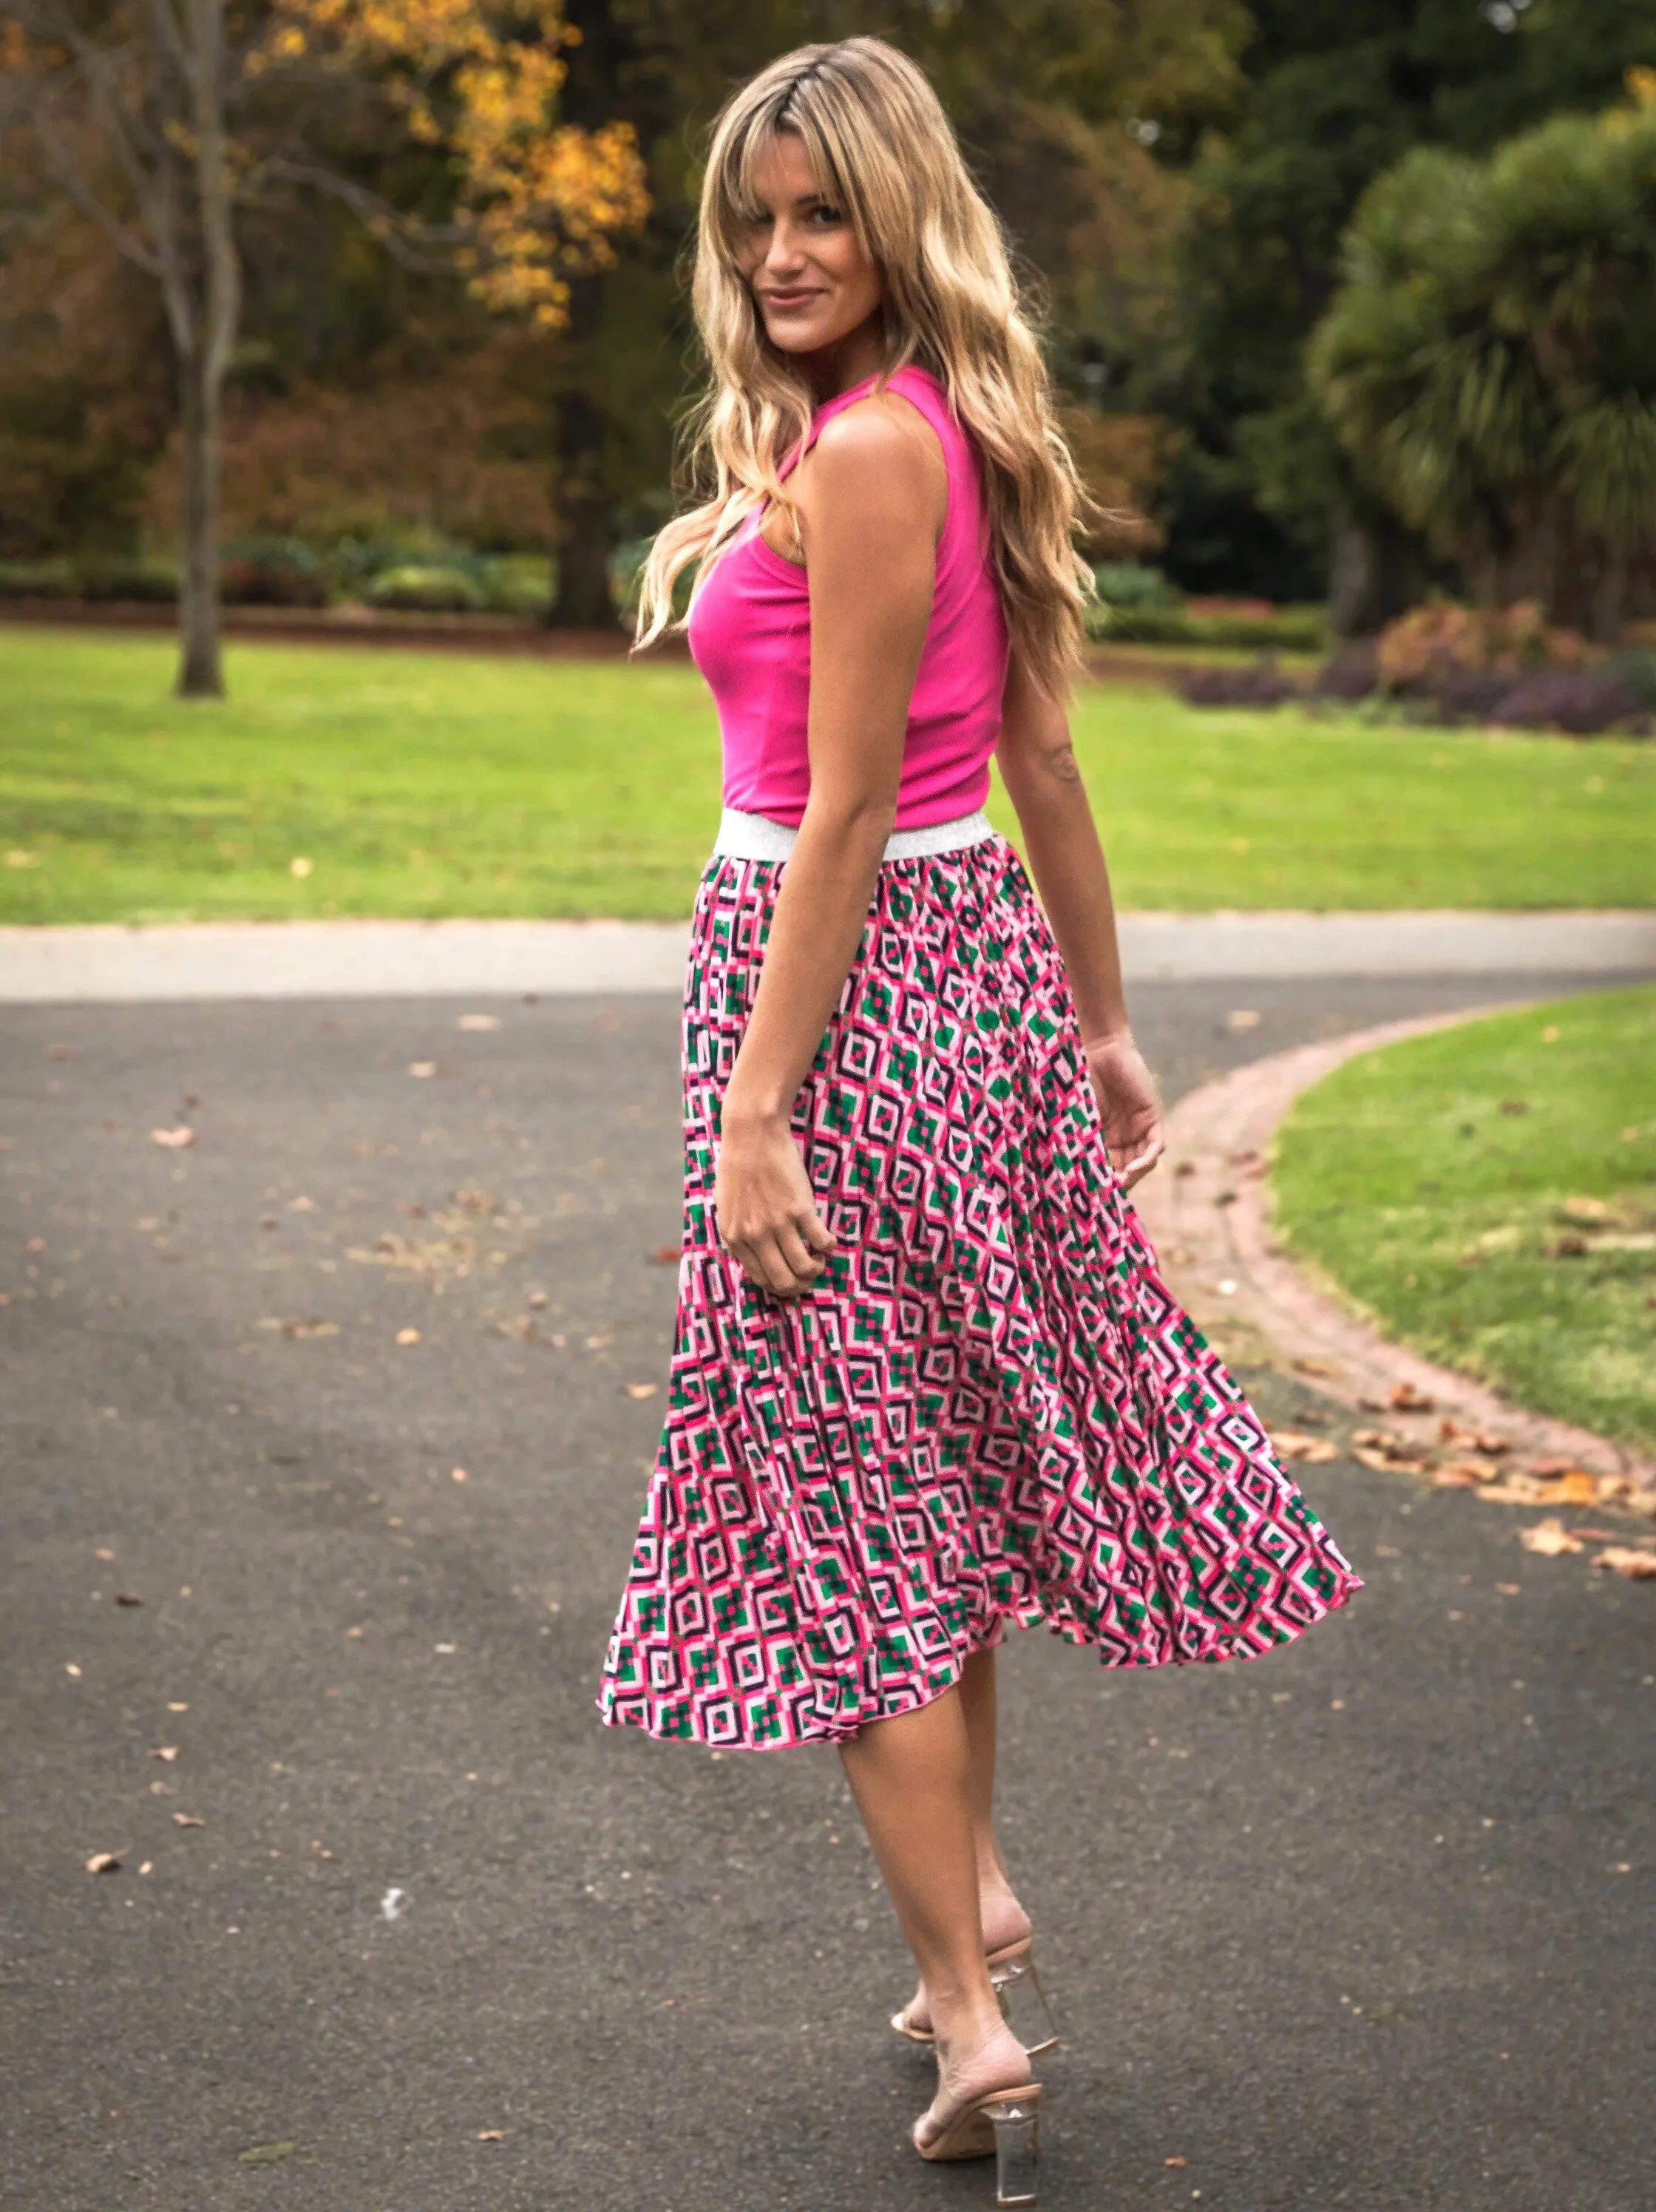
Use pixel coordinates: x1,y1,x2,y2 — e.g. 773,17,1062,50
958,1647,1034,1949
896,1649,1032,2035
841,1686,1030,2140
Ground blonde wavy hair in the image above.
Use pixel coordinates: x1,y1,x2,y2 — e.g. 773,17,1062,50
635,37,1093,697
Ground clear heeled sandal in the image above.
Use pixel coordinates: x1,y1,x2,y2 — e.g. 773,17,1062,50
892,1938,1062,2057
914,2082,1043,2206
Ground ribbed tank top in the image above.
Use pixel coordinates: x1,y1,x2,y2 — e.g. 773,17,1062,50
685,364,1011,830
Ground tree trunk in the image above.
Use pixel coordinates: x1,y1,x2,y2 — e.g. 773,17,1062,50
175,352,224,698
1327,506,1425,637
546,385,616,631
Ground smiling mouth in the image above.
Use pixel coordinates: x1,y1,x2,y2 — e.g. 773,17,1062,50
759,289,824,311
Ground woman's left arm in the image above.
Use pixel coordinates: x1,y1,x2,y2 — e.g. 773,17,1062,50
714,398,946,1298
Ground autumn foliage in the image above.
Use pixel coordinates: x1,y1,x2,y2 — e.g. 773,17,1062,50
268,0,649,325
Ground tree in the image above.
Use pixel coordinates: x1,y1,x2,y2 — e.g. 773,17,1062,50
463,0,1251,627
0,2,645,693
1309,83,1656,639
1148,0,1648,611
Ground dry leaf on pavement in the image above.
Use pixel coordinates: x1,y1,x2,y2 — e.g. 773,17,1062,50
1595,1547,1656,1581
114,1590,143,1606
149,1745,179,1761
625,1383,657,1400
85,1851,121,1874
1271,1430,1339,1463
172,1812,206,1828
1388,1382,1435,1412
150,1127,195,1148
1518,1519,1583,1556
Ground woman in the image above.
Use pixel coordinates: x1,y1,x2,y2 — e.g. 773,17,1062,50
599,36,1360,2204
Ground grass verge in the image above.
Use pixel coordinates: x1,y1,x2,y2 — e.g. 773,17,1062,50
1272,985,1656,1453
1,628,1651,922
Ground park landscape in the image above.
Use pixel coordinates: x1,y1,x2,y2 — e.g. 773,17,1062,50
1,4,1654,2209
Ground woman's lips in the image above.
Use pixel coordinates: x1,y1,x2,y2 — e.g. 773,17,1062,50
759,288,823,311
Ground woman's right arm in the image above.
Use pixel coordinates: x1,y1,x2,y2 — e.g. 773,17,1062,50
994,653,1164,1187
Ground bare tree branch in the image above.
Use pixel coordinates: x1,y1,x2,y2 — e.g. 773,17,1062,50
256,154,471,268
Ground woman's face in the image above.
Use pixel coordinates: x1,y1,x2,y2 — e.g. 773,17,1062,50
736,131,883,362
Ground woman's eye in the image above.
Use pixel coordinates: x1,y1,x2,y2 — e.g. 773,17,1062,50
808,203,843,225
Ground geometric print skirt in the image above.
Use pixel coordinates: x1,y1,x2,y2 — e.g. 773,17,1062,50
597,835,1361,1750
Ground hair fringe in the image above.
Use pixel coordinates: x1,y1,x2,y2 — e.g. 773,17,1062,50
635,36,1093,699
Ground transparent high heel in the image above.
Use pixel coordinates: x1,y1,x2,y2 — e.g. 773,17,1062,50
914,2082,1043,2207
989,1941,1062,2058
893,1938,1061,2057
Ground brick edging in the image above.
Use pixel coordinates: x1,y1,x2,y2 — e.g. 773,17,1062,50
1131,1010,1656,1487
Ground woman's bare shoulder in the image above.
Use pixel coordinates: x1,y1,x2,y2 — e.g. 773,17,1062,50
801,388,948,531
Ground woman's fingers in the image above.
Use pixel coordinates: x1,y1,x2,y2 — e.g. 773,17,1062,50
1118,1132,1166,1190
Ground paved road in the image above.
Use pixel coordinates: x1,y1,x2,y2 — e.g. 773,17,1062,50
1,973,1649,2212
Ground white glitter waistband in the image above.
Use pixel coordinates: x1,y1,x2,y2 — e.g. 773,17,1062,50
712,806,997,864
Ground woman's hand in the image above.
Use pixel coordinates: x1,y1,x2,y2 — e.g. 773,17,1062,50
1082,1032,1164,1190
714,1108,837,1297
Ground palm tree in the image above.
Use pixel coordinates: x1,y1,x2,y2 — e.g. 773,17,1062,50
1309,92,1656,638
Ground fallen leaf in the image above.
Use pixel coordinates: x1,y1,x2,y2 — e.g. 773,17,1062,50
139,1861,152,1875
172,1813,205,1828
1292,1356,1340,1379
451,1467,469,1482
64,1663,81,1678
1494,1583,1521,1596
476,2129,504,2143
1270,1430,1339,1464
114,1590,143,1606
85,1851,121,1874
1595,1547,1656,1581
1436,1457,1501,1485
396,1328,421,1346
1388,1382,1435,1412
150,1127,195,1149
1477,1476,1564,1506
1550,1470,1601,1506
408,1062,436,1079
647,1246,682,1266
1433,1465,1480,1490
149,1745,179,1762
584,1334,613,1350
1225,1008,1260,1032
1164,2155,1189,2168
433,1642,457,1655
167,1701,189,1712
1566,1527,1617,1543
457,1014,500,1032
1498,1099,1530,1116
95,1547,115,1561
625,1382,657,1400
1440,1419,1508,1454
1563,1195,1609,1221
238,2142,296,2165
1518,1519,1583,1556
258,1315,340,1339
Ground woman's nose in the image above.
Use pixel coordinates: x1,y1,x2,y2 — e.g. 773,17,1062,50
763,218,806,273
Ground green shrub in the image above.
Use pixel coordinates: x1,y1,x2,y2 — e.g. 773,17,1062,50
1092,562,1176,611
0,557,78,600
364,563,487,613
220,535,327,608
1088,603,1327,652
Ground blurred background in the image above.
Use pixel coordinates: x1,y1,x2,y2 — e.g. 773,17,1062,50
1,1,1652,703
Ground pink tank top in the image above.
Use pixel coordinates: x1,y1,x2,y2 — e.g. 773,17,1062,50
686,365,1010,830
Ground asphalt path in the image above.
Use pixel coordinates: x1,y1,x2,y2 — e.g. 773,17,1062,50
2,972,1649,2212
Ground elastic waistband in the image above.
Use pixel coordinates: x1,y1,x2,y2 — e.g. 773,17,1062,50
712,806,997,864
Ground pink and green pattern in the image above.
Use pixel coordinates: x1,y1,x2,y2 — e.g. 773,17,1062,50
599,838,1360,1750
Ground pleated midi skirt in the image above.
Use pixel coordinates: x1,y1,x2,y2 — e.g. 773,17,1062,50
597,835,1360,1750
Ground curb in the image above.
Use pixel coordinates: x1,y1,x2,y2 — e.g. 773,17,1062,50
1131,1009,1656,1496
2,912,1653,1003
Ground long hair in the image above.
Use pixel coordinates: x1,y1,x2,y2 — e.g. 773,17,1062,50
635,37,1093,696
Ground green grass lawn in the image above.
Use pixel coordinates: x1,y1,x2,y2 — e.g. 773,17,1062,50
1273,986,1656,1453
1,627,1651,922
